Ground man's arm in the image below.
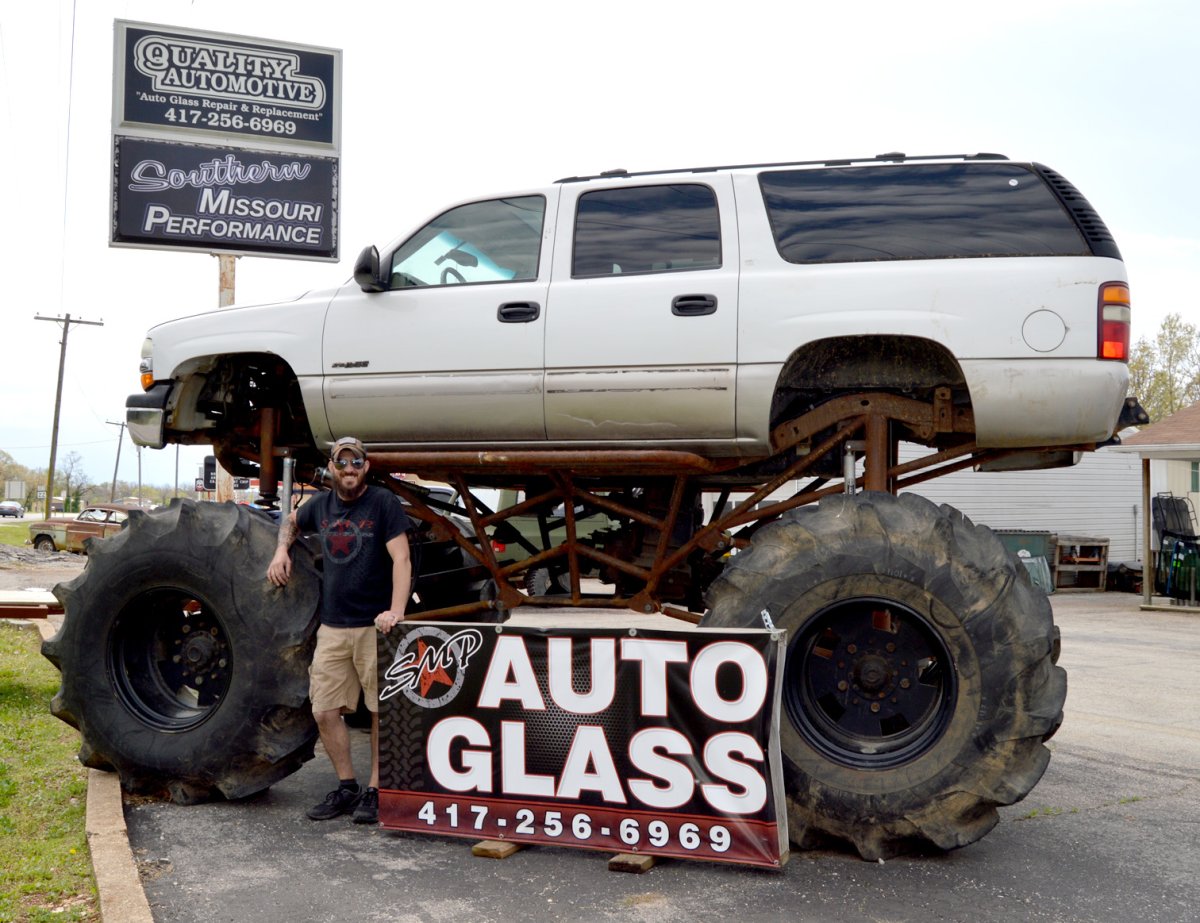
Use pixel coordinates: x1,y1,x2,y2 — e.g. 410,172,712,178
375,532,411,634
267,510,300,587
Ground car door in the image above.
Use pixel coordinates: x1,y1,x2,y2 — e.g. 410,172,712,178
322,192,554,445
67,509,108,551
544,176,739,446
102,509,129,541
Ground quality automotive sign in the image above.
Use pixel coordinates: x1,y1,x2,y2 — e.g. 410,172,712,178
114,21,338,148
378,624,789,868
112,137,337,259
111,21,340,261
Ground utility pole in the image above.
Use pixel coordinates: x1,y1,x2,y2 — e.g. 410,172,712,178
35,313,103,518
107,420,126,501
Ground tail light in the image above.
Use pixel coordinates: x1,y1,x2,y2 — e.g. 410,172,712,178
1098,282,1130,361
491,540,506,553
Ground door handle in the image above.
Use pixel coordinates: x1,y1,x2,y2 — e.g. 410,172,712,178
497,301,541,323
671,294,718,316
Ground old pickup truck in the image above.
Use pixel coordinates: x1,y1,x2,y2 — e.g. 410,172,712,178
28,504,136,553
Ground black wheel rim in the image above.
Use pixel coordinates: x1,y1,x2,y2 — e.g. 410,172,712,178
785,596,957,769
108,588,233,732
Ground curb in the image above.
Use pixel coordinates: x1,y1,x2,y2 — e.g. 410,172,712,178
84,770,155,923
35,619,154,923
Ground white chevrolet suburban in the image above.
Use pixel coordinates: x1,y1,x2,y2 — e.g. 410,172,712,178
128,152,1132,470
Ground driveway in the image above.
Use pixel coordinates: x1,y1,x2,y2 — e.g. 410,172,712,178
124,592,1200,922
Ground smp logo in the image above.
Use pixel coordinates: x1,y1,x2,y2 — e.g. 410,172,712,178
133,35,327,109
382,627,484,709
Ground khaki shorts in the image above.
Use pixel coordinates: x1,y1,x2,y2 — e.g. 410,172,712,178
309,624,378,714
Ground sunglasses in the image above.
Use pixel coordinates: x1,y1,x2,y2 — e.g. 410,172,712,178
333,457,366,470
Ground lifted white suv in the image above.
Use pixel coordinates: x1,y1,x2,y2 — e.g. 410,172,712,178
128,151,1133,472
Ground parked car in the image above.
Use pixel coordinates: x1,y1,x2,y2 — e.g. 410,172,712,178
0,501,24,518
28,504,136,553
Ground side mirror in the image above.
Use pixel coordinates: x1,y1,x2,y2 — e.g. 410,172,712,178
353,245,385,293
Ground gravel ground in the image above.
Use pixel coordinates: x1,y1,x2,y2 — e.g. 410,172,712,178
0,544,86,593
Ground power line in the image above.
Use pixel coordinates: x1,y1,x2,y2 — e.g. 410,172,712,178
3,439,122,451
58,0,78,312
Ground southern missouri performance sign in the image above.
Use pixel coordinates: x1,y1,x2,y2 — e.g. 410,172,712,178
378,624,789,868
111,21,340,261
112,137,337,259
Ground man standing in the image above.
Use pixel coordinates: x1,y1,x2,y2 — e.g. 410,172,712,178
267,436,411,825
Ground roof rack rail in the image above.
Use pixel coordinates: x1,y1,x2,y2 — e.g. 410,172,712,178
555,152,1010,184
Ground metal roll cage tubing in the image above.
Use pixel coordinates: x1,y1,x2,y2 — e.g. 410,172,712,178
277,390,1095,626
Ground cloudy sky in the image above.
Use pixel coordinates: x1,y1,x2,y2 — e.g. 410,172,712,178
1,0,1197,491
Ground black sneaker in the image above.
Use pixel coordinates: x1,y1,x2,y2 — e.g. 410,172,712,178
352,787,378,824
306,786,361,821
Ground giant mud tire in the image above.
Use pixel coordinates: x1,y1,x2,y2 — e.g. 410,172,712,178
42,500,321,804
703,491,1066,860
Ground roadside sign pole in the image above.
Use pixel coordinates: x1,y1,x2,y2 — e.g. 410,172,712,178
35,313,103,517
215,255,238,504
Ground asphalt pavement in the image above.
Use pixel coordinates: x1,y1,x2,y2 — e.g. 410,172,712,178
114,593,1200,922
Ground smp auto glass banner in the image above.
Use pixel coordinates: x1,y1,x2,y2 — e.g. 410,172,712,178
378,624,789,868
112,136,338,260
115,22,338,148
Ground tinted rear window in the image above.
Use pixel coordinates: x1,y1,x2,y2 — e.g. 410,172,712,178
573,184,721,277
759,164,1089,263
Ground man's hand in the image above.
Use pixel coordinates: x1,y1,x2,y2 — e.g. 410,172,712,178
375,609,405,634
267,546,292,587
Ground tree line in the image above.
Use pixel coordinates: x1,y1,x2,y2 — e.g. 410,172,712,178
1128,313,1200,424
0,449,182,511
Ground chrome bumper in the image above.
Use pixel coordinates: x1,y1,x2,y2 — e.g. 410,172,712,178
126,384,172,448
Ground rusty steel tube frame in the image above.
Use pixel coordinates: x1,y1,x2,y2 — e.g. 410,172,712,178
363,406,1100,623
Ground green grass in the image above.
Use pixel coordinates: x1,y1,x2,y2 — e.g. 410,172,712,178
1018,805,1080,820
0,522,31,548
0,624,98,922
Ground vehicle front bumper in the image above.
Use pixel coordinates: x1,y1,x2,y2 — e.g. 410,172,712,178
126,383,172,448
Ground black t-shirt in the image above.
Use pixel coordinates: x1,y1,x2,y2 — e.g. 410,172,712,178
296,484,412,628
